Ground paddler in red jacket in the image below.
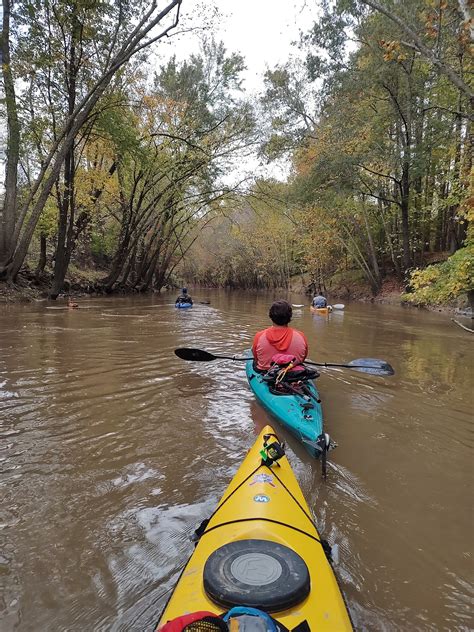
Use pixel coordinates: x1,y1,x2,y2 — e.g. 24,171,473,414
252,300,308,370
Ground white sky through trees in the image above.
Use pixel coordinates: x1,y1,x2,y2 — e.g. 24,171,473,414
155,0,322,182
0,1,322,194
156,0,321,93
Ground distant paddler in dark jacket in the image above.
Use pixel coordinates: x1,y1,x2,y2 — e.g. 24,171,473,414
311,294,327,308
175,288,193,306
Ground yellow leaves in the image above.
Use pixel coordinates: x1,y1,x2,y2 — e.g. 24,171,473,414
138,93,189,136
379,39,408,63
141,95,159,109
405,241,474,305
458,20,474,48
410,266,441,290
293,203,344,272
293,138,325,177
36,196,58,237
75,165,118,213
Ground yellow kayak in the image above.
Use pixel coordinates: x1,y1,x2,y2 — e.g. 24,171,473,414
310,305,332,315
158,426,353,631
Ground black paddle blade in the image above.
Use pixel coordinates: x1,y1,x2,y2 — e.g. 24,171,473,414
348,358,395,376
174,348,217,362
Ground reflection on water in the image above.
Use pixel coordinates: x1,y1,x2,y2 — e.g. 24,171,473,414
0,293,472,631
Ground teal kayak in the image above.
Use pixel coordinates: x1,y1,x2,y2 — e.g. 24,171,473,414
245,354,326,459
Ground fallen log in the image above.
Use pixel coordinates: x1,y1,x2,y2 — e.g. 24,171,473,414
452,319,474,333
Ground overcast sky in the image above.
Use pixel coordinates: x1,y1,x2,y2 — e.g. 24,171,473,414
153,0,321,181
0,2,323,190
157,0,321,95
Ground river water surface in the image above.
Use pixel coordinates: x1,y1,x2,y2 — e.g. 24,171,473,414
0,291,472,631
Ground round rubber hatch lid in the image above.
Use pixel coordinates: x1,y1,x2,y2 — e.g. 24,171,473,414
203,539,310,612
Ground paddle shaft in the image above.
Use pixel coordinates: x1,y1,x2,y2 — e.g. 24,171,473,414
292,303,345,309
206,354,385,371
174,348,394,374
307,360,376,370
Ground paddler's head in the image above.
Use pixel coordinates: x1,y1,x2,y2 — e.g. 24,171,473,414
269,300,292,326
182,287,187,294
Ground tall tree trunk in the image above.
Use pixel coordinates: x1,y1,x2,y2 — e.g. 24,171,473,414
458,125,472,246
50,7,79,299
380,199,401,278
0,0,20,271
50,150,75,298
361,202,382,286
35,233,47,280
120,243,137,287
400,161,411,270
447,95,465,253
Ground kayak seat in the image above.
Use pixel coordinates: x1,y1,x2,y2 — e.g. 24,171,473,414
203,539,310,612
262,368,319,383
284,368,319,382
253,361,319,381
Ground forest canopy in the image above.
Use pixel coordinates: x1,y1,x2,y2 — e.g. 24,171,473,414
1,0,472,305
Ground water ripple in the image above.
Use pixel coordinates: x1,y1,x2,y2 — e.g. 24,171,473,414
0,294,471,631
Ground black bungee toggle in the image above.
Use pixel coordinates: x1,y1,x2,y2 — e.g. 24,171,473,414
260,434,285,466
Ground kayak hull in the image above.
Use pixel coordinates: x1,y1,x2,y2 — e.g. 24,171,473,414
158,426,352,631
245,356,324,459
310,305,332,314
175,302,193,309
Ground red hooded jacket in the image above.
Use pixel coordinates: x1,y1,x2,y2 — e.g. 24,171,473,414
252,325,308,370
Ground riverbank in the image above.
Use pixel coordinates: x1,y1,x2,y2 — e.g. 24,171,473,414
294,271,473,316
1,268,472,318
325,275,405,306
0,267,106,304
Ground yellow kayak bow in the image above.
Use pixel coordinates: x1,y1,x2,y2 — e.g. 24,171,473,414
158,426,353,631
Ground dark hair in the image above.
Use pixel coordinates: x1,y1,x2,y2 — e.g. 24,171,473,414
269,300,292,325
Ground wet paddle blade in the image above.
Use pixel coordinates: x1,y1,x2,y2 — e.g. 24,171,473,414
348,358,394,376
174,348,217,361
292,304,305,308
332,304,345,309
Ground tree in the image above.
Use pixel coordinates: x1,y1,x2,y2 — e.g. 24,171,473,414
95,42,255,293
359,0,473,100
0,0,183,283
0,0,20,267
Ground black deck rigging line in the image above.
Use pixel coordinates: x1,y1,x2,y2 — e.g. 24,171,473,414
264,463,316,528
196,463,262,533
196,452,318,542
199,516,327,548
199,460,317,539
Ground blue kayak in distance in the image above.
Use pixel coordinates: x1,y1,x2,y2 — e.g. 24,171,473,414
175,302,193,309
245,355,326,459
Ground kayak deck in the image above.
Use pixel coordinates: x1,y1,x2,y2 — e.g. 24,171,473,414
245,358,325,459
158,426,352,630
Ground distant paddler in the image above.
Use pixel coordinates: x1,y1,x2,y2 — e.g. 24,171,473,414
311,293,328,309
175,287,193,306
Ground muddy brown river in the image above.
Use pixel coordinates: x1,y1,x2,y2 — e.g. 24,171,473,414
0,291,472,631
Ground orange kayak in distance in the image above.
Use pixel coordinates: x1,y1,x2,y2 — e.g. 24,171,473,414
310,305,332,315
